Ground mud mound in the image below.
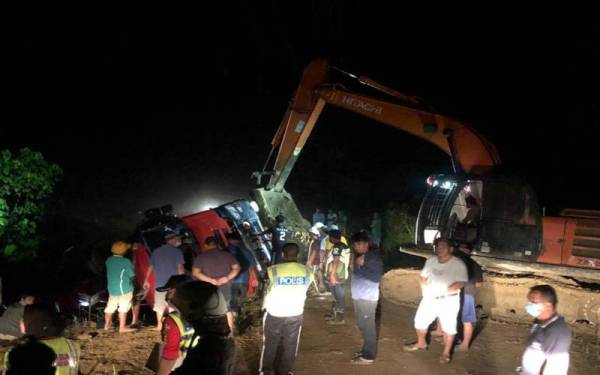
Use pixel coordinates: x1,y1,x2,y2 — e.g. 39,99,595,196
381,268,600,334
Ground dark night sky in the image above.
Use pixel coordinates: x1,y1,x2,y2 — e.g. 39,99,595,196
4,5,600,234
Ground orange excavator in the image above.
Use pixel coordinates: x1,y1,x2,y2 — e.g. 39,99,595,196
252,59,600,283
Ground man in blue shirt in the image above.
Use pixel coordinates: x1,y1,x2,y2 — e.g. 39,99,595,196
144,228,185,331
350,230,383,365
225,232,259,318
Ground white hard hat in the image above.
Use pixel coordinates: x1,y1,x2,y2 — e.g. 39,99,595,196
328,224,339,230
309,227,320,236
313,222,326,229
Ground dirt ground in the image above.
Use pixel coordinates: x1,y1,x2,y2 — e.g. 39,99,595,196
2,291,599,374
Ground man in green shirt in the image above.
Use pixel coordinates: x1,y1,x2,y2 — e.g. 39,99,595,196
104,241,136,333
0,293,35,340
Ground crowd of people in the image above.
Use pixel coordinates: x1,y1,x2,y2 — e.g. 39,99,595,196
0,211,573,375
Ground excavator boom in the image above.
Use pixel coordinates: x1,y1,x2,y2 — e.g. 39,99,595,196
256,60,501,192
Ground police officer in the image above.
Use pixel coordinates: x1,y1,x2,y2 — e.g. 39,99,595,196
5,339,56,375
260,242,313,375
16,304,80,375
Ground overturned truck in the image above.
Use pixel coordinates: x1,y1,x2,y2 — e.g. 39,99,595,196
132,200,272,305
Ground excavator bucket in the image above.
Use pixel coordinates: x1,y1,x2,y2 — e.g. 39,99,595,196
252,188,311,251
251,188,310,229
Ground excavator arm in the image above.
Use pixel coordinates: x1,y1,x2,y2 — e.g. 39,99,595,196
254,60,501,192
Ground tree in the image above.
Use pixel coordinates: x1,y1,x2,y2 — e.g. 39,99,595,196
382,202,418,255
0,148,62,259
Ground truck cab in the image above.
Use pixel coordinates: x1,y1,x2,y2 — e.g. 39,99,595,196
133,199,271,305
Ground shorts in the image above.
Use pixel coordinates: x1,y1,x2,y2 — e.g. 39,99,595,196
461,294,477,323
218,284,233,312
153,290,168,314
414,295,460,335
105,292,133,314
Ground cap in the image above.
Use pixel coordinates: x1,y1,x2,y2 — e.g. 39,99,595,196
163,227,181,239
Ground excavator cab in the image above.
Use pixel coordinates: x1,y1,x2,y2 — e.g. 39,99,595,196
416,175,543,261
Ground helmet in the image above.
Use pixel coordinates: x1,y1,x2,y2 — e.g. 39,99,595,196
327,229,342,240
313,222,326,230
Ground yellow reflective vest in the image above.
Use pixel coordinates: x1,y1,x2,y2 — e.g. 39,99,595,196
167,311,198,360
325,244,351,281
42,337,80,375
3,337,81,375
324,236,348,252
263,262,313,317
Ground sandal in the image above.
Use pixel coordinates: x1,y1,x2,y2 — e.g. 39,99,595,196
403,343,428,352
439,355,451,364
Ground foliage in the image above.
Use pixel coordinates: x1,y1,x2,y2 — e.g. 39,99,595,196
382,201,418,255
0,148,62,259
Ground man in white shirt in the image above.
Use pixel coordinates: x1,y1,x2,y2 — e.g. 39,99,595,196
404,238,468,364
519,284,571,375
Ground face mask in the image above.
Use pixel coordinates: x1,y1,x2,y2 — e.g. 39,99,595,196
525,302,544,317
